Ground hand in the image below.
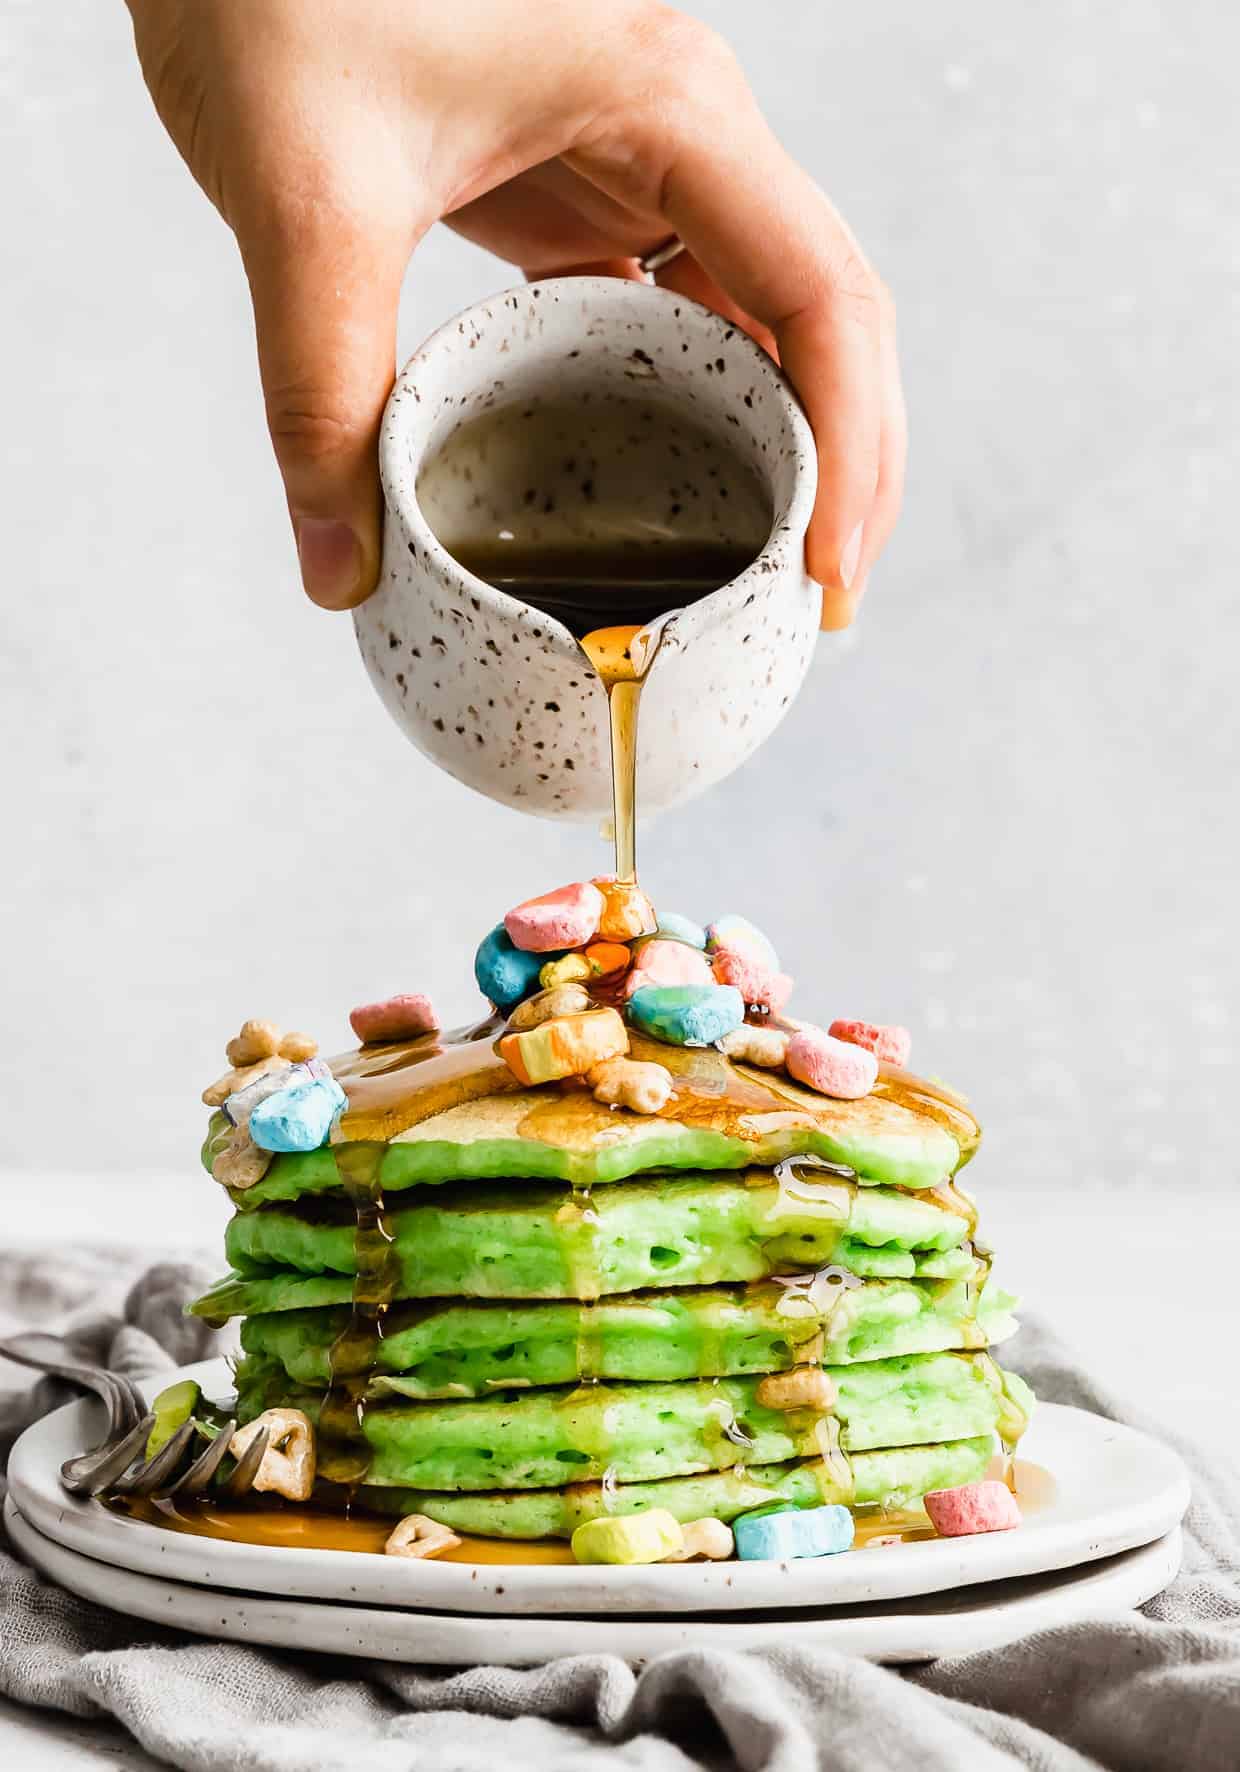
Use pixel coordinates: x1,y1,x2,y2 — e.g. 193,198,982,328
124,0,905,628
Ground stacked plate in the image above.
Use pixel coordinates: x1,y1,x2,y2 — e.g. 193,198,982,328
8,1361,1189,1666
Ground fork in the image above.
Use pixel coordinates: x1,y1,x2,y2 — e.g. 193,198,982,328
0,1332,265,1501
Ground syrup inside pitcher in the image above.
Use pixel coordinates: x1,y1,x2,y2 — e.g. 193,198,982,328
417,394,773,874
417,394,771,636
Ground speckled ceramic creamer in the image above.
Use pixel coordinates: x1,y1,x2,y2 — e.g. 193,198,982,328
358,277,819,820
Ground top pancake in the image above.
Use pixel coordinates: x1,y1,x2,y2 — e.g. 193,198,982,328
207,1025,977,1206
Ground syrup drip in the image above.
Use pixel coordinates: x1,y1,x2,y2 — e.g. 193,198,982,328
578,621,670,882
318,1142,397,1488
873,1065,983,1167
766,1156,856,1228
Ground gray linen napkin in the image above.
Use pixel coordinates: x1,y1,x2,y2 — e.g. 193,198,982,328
1,1251,1237,1772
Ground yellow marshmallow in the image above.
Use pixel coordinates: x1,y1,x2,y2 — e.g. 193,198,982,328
539,953,593,990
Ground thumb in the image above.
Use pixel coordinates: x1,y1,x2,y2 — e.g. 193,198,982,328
240,217,408,610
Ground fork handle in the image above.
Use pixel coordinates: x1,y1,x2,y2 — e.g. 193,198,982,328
0,1332,142,1437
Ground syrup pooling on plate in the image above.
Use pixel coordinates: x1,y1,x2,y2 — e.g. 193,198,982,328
106,1468,1058,1562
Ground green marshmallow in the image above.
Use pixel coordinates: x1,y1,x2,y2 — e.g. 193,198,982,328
147,1379,201,1458
571,1509,684,1565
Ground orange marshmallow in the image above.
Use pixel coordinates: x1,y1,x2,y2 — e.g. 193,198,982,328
584,941,632,978
497,1007,628,1086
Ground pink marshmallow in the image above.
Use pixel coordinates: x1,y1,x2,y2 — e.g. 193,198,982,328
785,1026,878,1099
504,882,604,953
829,1019,912,1067
710,950,794,1014
350,994,439,1044
923,1480,1023,1537
623,938,713,997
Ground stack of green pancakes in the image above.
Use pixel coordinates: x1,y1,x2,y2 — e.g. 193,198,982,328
193,1027,1032,1542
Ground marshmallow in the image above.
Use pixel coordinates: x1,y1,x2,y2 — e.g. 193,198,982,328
584,941,632,978
224,1060,298,1128
475,924,552,1011
923,1480,1023,1537
349,994,439,1044
540,952,593,990
706,915,779,971
786,1026,878,1100
571,1509,684,1565
734,1502,854,1561
595,880,657,942
504,882,604,953
710,949,794,1014
655,911,707,950
498,1007,628,1086
626,983,745,1047
828,1020,912,1067
249,1074,347,1153
623,939,712,997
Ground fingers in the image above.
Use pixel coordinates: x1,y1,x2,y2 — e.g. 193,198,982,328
664,143,884,609
526,257,646,282
239,212,410,610
824,287,907,627
649,250,778,364
571,21,896,620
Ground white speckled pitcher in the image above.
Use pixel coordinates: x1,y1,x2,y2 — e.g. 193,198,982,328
358,277,818,820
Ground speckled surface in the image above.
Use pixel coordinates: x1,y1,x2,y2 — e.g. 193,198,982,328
359,279,818,818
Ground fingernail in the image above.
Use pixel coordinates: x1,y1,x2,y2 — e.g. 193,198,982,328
296,518,362,609
839,520,865,590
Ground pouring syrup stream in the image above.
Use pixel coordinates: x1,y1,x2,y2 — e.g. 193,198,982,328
578,620,669,881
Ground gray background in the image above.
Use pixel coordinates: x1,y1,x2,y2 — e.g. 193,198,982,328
2,0,1237,1415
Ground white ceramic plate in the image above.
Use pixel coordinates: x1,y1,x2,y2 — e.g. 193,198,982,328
9,1357,1190,1618
5,1495,1182,1666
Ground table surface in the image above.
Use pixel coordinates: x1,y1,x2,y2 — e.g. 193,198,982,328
4,1173,1236,1767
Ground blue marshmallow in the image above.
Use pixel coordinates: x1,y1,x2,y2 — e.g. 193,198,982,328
626,982,744,1047
224,1058,329,1130
249,1074,347,1154
654,911,707,951
705,914,780,971
474,924,560,1011
734,1503,855,1562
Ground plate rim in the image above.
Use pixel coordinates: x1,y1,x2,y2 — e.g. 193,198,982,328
4,1492,1184,1667
8,1356,1191,1618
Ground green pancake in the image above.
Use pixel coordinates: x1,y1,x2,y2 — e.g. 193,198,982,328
193,1171,976,1320
206,1038,967,1204
238,1273,1016,1397
233,1351,1021,1492
348,1437,996,1537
